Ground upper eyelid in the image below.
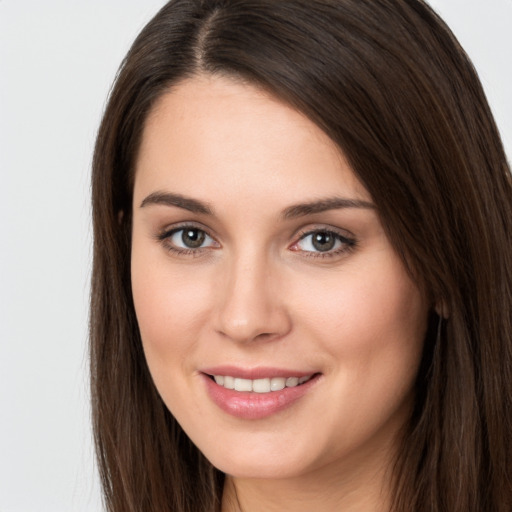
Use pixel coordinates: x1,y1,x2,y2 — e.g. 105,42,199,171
293,230,356,248
158,221,216,239
294,224,355,240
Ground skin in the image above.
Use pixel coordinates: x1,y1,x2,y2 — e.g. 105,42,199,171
131,75,429,511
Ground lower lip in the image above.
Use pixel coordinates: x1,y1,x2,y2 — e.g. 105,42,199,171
202,373,320,420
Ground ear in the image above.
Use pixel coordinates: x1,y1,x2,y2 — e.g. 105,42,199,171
435,300,450,319
118,210,124,224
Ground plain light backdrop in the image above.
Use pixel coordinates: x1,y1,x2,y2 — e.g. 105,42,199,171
0,1,510,511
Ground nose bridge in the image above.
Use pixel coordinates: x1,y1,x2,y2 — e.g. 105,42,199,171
215,245,290,343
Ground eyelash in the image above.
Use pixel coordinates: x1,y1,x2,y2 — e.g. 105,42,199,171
292,228,357,259
157,223,218,257
156,224,357,259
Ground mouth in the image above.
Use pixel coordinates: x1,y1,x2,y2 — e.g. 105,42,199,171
201,369,321,420
207,374,316,393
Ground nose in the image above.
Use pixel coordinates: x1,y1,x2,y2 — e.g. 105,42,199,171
213,253,292,344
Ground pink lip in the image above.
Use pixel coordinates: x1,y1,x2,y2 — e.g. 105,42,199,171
200,368,321,420
201,365,315,380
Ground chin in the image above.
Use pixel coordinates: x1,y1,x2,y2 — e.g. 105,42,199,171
195,433,320,480
211,455,306,480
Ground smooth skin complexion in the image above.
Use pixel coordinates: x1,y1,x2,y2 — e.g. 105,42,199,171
131,75,429,512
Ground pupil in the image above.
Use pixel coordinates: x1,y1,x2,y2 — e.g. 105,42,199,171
182,229,205,248
312,232,335,252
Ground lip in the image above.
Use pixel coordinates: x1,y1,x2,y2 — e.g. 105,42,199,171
200,367,321,420
200,365,316,380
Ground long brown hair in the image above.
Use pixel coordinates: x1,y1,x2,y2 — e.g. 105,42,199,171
90,1,512,510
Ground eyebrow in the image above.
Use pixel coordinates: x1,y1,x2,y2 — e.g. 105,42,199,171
282,197,375,219
140,191,374,218
140,191,213,215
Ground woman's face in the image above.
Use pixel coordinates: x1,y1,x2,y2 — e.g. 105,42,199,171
131,75,428,480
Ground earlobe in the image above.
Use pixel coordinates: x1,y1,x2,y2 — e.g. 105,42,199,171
435,300,450,319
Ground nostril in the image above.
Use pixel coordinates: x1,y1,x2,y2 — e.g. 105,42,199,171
254,332,274,341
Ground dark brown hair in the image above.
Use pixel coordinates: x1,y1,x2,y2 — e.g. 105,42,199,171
90,1,512,510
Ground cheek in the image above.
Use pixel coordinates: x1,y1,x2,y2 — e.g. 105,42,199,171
131,251,216,426
290,261,427,453
293,254,427,409
299,255,426,351
130,243,212,368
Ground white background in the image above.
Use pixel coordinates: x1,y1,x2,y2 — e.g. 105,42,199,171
0,1,510,511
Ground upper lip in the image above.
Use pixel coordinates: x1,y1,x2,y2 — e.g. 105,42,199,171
200,365,318,380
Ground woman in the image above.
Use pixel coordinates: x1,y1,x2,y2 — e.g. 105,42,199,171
90,1,512,510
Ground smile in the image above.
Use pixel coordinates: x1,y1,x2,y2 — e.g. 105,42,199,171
212,375,313,393
202,371,321,420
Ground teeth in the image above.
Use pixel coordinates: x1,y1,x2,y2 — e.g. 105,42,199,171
270,377,286,391
234,378,253,392
212,374,314,393
286,377,299,387
253,378,270,393
223,376,235,389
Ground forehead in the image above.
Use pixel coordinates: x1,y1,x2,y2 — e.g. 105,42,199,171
134,74,370,207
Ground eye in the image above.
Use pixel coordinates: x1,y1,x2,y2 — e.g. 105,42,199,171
171,228,209,248
159,226,218,253
292,229,356,256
